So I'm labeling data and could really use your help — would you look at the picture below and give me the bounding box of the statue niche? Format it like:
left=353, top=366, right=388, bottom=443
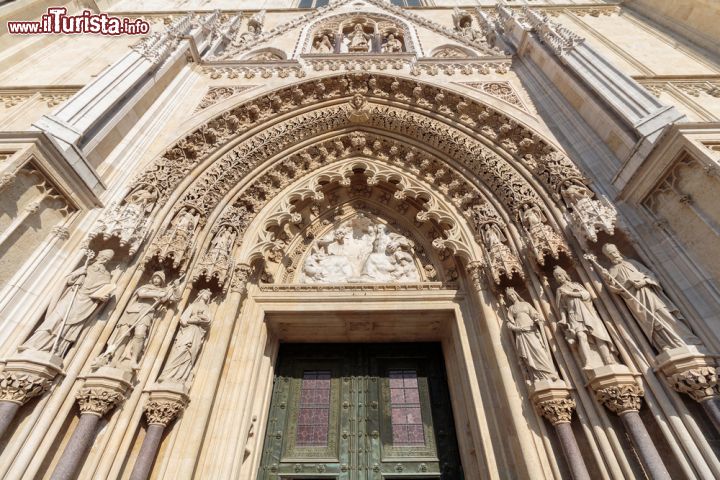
left=299, top=215, right=420, bottom=284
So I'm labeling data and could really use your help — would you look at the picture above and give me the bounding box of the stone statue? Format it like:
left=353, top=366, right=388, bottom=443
left=553, top=266, right=616, bottom=369
left=382, top=33, right=403, bottom=53
left=158, top=289, right=213, bottom=386
left=505, top=288, right=558, bottom=382
left=19, top=249, right=117, bottom=358
left=599, top=244, right=702, bottom=352
left=151, top=207, right=200, bottom=269
left=312, top=34, right=334, bottom=53
left=453, top=7, right=479, bottom=42
left=97, top=271, right=179, bottom=371
left=347, top=24, right=371, bottom=52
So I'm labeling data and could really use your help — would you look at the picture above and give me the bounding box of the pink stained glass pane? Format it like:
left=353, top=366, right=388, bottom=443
left=388, top=369, right=425, bottom=446
left=296, top=370, right=331, bottom=446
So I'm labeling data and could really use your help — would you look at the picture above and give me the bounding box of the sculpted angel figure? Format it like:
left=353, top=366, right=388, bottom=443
left=382, top=33, right=403, bottom=53
left=505, top=288, right=558, bottom=382
left=158, top=289, right=213, bottom=385
left=210, top=226, right=236, bottom=260
left=553, top=266, right=616, bottom=369
left=347, top=23, right=371, bottom=52
left=99, top=270, right=178, bottom=371
left=600, top=244, right=702, bottom=351
left=19, top=249, right=117, bottom=358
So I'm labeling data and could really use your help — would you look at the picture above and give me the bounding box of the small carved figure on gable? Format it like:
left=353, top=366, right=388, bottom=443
left=382, top=33, right=403, bottom=53
left=311, top=34, right=334, bottom=53
left=346, top=23, right=372, bottom=52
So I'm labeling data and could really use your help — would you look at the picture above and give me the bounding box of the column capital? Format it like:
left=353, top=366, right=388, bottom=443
left=76, top=387, right=125, bottom=417
left=656, top=347, right=720, bottom=403
left=143, top=384, right=190, bottom=427
left=530, top=381, right=575, bottom=425
left=0, top=351, right=63, bottom=405
left=586, top=364, right=644, bottom=414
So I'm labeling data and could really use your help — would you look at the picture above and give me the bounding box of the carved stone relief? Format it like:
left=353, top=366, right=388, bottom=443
left=194, top=86, right=257, bottom=112
left=299, top=216, right=420, bottom=284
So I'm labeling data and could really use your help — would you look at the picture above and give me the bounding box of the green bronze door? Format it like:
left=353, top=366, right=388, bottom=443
left=258, top=343, right=463, bottom=479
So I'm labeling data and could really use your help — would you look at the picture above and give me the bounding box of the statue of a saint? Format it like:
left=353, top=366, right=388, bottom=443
left=100, top=271, right=178, bottom=371
left=19, top=249, right=117, bottom=358
left=600, top=244, right=702, bottom=351
left=158, top=289, right=213, bottom=385
left=382, top=34, right=403, bottom=53
left=347, top=24, right=371, bottom=52
left=312, top=34, right=334, bottom=53
left=560, top=181, right=615, bottom=241
left=553, top=266, right=616, bottom=369
left=505, top=288, right=558, bottom=382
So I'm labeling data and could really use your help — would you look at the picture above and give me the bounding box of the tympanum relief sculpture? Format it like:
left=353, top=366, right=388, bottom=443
left=505, top=288, right=559, bottom=383
left=591, top=244, right=702, bottom=352
left=300, top=215, right=420, bottom=284
left=553, top=266, right=617, bottom=370
left=19, top=249, right=118, bottom=358
left=92, top=270, right=180, bottom=373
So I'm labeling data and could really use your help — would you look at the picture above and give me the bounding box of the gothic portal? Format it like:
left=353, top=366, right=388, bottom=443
left=0, top=1, right=720, bottom=479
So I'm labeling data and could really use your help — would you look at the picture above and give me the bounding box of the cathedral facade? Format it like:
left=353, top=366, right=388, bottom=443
left=0, top=0, right=719, bottom=478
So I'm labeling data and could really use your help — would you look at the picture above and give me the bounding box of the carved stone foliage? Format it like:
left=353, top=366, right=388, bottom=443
left=200, top=64, right=306, bottom=80
left=194, top=86, right=256, bottom=112
left=595, top=384, right=644, bottom=414
left=87, top=186, right=157, bottom=256
left=668, top=367, right=720, bottom=402
left=76, top=387, right=125, bottom=417
left=146, top=207, right=201, bottom=271
left=144, top=398, right=187, bottom=426
left=0, top=371, right=51, bottom=405
left=468, top=203, right=522, bottom=284
left=536, top=397, right=575, bottom=425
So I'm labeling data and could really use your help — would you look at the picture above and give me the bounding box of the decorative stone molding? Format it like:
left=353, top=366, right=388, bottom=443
left=523, top=8, right=585, bottom=56
left=306, top=57, right=410, bottom=72
left=76, top=387, right=125, bottom=417
left=199, top=64, right=306, bottom=80
left=257, top=282, right=449, bottom=292
left=460, top=81, right=525, bottom=109
left=194, top=86, right=257, bottom=111
left=410, top=61, right=510, bottom=76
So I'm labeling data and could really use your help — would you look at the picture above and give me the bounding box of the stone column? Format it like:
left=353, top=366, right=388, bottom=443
left=50, top=367, right=130, bottom=480
left=0, top=351, right=63, bottom=440
left=657, top=347, right=720, bottom=432
left=129, top=386, right=188, bottom=480
left=532, top=383, right=591, bottom=480
left=589, top=366, right=671, bottom=480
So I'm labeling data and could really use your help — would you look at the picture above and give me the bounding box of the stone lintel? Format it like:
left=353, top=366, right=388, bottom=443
left=656, top=346, right=720, bottom=403
left=586, top=364, right=644, bottom=415
left=143, top=382, right=190, bottom=427
left=0, top=350, right=64, bottom=405
left=76, top=366, right=132, bottom=417
left=529, top=380, right=575, bottom=425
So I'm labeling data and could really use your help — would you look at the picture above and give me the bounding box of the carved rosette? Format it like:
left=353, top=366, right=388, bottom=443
left=76, top=387, right=125, bottom=417
left=595, top=384, right=644, bottom=415
left=0, top=371, right=52, bottom=405
left=537, top=397, right=576, bottom=425
left=668, top=367, right=720, bottom=403
left=144, top=399, right=187, bottom=427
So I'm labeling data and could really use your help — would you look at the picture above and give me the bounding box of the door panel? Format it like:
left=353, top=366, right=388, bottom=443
left=258, top=343, right=462, bottom=480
